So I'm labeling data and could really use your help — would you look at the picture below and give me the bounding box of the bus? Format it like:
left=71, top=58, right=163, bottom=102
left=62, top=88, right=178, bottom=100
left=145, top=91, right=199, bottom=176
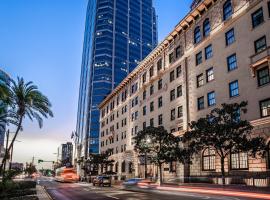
left=55, top=167, right=79, bottom=183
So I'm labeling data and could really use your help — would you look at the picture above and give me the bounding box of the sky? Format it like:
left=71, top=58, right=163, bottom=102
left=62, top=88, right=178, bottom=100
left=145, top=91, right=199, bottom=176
left=0, top=0, right=191, bottom=169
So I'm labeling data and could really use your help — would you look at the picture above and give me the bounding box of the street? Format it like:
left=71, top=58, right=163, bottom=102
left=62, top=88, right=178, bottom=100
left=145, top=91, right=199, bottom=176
left=37, top=176, right=257, bottom=200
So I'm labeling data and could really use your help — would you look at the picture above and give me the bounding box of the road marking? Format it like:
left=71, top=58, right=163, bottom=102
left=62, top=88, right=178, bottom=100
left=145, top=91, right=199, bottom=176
left=106, top=195, right=119, bottom=199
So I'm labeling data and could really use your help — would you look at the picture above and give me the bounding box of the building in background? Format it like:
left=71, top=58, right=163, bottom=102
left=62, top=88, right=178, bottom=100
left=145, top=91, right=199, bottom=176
left=75, top=0, right=157, bottom=174
left=0, top=69, right=10, bottom=163
left=99, top=0, right=270, bottom=185
left=10, top=162, right=24, bottom=171
left=57, top=142, right=73, bottom=167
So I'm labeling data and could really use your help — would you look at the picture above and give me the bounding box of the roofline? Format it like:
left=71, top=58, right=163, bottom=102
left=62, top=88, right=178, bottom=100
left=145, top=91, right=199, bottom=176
left=99, top=0, right=215, bottom=109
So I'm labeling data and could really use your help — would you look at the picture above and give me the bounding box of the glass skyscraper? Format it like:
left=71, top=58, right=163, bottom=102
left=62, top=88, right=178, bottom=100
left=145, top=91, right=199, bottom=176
left=76, top=0, right=157, bottom=157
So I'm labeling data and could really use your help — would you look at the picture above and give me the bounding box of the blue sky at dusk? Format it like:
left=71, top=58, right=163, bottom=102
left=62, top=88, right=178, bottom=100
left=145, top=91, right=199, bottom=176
left=0, top=0, right=191, bottom=168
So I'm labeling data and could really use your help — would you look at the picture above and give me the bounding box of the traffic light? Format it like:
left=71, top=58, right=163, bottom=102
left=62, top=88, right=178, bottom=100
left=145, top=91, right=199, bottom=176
left=38, top=159, right=44, bottom=163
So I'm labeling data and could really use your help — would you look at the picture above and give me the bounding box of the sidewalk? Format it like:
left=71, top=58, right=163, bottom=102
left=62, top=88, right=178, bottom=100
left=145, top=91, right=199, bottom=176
left=36, top=185, right=52, bottom=200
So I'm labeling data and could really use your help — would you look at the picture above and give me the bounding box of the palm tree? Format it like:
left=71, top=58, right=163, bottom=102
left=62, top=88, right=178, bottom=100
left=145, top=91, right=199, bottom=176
left=0, top=77, right=53, bottom=173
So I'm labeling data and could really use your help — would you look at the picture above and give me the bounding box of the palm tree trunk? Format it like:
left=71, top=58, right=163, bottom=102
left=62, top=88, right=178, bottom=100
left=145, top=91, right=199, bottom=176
left=0, top=116, right=23, bottom=173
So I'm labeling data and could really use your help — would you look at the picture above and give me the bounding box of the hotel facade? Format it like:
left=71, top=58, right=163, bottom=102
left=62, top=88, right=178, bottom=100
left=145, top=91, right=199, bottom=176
left=99, top=0, right=270, bottom=185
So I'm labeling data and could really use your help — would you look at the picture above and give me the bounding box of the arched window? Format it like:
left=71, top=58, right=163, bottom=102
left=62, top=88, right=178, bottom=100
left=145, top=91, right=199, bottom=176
left=203, top=18, right=211, bottom=37
left=231, top=151, right=248, bottom=170
left=194, top=26, right=201, bottom=44
left=115, top=162, right=118, bottom=173
left=121, top=161, right=126, bottom=173
left=202, top=148, right=215, bottom=171
left=223, top=0, right=232, bottom=21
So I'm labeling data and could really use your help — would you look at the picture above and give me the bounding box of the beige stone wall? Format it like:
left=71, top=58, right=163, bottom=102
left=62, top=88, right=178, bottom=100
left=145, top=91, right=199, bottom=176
left=99, top=0, right=270, bottom=181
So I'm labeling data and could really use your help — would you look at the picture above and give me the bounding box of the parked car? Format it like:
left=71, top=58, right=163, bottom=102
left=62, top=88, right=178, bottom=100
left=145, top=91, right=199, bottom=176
left=93, top=176, right=111, bottom=187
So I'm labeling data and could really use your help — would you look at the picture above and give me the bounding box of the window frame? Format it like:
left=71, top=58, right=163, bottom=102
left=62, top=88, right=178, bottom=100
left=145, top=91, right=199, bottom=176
left=177, top=106, right=183, bottom=118
left=230, top=151, right=249, bottom=170
left=223, top=0, right=233, bottom=21
left=171, top=108, right=176, bottom=121
left=196, top=51, right=203, bottom=66
left=197, top=73, right=204, bottom=87
left=207, top=91, right=216, bottom=107
left=206, top=67, right=214, bottom=82
left=205, top=44, right=213, bottom=60
left=170, top=89, right=176, bottom=101
left=227, top=53, right=237, bottom=71
left=251, top=7, right=264, bottom=28
left=158, top=96, right=163, bottom=108
left=170, top=70, right=175, bottom=82
left=197, top=96, right=205, bottom=110
left=202, top=148, right=216, bottom=171
left=254, top=35, right=267, bottom=54
left=260, top=98, right=270, bottom=118
left=194, top=26, right=201, bottom=44
left=229, top=80, right=239, bottom=97
left=177, top=85, right=182, bottom=97
left=203, top=18, right=211, bottom=37
left=257, top=66, right=270, bottom=87
left=158, top=79, right=163, bottom=90
left=158, top=114, right=163, bottom=125
left=225, top=28, right=235, bottom=46
left=176, top=66, right=182, bottom=78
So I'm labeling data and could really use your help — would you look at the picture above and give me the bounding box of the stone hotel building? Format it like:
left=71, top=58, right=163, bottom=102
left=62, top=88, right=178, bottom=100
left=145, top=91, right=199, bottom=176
left=98, top=0, right=270, bottom=185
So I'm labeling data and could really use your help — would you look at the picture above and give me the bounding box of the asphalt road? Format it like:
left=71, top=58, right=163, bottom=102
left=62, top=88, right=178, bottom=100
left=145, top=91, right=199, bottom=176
left=37, top=176, right=257, bottom=200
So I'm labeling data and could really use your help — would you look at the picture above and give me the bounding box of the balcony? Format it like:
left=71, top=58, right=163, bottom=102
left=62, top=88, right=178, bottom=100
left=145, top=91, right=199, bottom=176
left=250, top=46, right=270, bottom=76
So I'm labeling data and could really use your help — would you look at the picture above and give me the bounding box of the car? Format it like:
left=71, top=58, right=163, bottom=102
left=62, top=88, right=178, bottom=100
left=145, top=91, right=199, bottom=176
left=93, top=176, right=111, bottom=187
left=122, top=178, right=144, bottom=189
left=55, top=167, right=79, bottom=183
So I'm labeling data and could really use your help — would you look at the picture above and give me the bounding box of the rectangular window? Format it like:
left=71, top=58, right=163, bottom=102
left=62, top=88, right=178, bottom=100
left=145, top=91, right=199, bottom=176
left=169, top=52, right=174, bottom=63
left=157, top=58, right=162, bottom=71
left=170, top=70, right=175, bottom=82
left=150, top=85, right=154, bottom=95
left=143, top=106, right=146, bottom=116
left=227, top=53, right=237, bottom=71
left=229, top=80, right=239, bottom=97
left=206, top=67, right=214, bottom=82
left=150, top=101, right=154, bottom=112
left=176, top=66, right=181, bottom=78
left=254, top=36, right=267, bottom=53
left=158, top=114, right=163, bottom=125
left=196, top=51, right=203, bottom=65
left=149, top=66, right=154, bottom=78
left=170, top=89, right=175, bottom=101
left=177, top=106, right=183, bottom=118
left=231, top=152, right=248, bottom=170
left=143, top=122, right=146, bottom=129
left=225, top=28, right=235, bottom=46
left=158, top=79, right=163, bottom=90
left=207, top=91, right=216, bottom=106
left=143, top=90, right=146, bottom=100
left=260, top=98, right=270, bottom=117
left=205, top=44, right=213, bottom=60
left=171, top=109, right=176, bottom=121
left=197, top=73, right=204, bottom=87
left=257, top=67, right=270, bottom=86
left=158, top=96, right=163, bottom=108
left=150, top=118, right=154, bottom=127
left=142, top=72, right=147, bottom=83
left=198, top=96, right=204, bottom=110
left=177, top=85, right=182, bottom=97
left=175, top=46, right=181, bottom=59
left=252, top=7, right=264, bottom=28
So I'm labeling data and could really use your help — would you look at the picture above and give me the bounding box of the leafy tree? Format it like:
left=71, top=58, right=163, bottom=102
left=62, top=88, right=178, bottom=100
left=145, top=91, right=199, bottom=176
left=134, top=126, right=178, bottom=184
left=183, top=102, right=266, bottom=185
left=25, top=164, right=37, bottom=177
left=0, top=77, right=54, bottom=173
left=87, top=150, right=114, bottom=175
